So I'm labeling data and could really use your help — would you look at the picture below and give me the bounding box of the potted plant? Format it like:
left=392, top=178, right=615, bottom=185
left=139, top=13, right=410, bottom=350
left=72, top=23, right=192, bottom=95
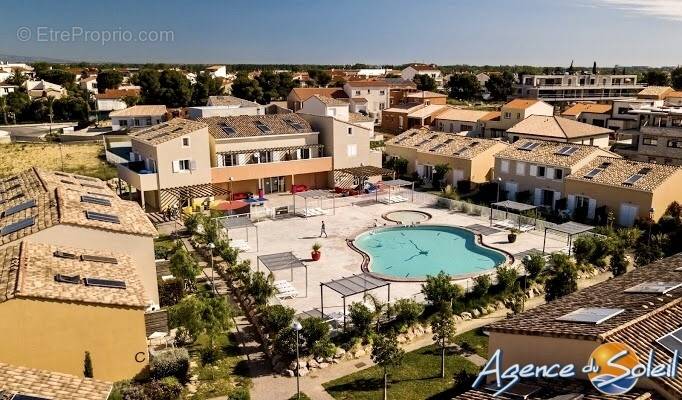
left=508, top=228, right=519, bottom=243
left=311, top=242, right=322, bottom=261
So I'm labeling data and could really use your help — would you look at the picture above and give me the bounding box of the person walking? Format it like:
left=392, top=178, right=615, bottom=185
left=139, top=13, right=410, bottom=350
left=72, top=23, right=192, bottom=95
left=320, top=220, right=328, bottom=238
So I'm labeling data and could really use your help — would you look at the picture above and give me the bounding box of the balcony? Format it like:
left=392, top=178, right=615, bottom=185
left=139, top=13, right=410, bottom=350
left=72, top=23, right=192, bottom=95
left=116, top=161, right=159, bottom=190
left=211, top=157, right=333, bottom=183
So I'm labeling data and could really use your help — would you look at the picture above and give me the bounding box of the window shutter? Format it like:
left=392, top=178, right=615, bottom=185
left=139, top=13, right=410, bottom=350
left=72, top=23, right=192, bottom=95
left=516, top=162, right=525, bottom=176
left=529, top=165, right=537, bottom=176
left=587, top=199, right=597, bottom=220
left=546, top=167, right=554, bottom=179
left=533, top=188, right=542, bottom=206
left=190, top=160, right=197, bottom=171
left=553, top=191, right=561, bottom=208
left=567, top=195, right=576, bottom=212
left=500, top=160, right=509, bottom=173
left=416, top=164, right=425, bottom=177
left=172, top=160, right=179, bottom=173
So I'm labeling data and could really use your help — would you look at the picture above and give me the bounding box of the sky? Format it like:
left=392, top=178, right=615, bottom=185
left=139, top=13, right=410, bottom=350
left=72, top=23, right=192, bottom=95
left=1, top=0, right=681, bottom=66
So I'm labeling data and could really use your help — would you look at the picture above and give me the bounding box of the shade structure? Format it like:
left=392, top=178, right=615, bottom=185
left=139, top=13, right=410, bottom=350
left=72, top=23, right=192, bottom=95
left=542, top=221, right=595, bottom=256
left=218, top=215, right=259, bottom=251
left=376, top=178, right=415, bottom=203
left=320, top=273, right=390, bottom=330
left=212, top=200, right=248, bottom=211
left=489, top=200, right=538, bottom=229
left=159, top=183, right=230, bottom=210
left=333, top=166, right=396, bottom=192
left=293, top=189, right=337, bottom=217
left=257, top=251, right=308, bottom=297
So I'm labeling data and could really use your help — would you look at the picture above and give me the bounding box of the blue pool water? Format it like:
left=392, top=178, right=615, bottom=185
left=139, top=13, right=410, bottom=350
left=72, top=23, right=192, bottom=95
left=354, top=225, right=506, bottom=279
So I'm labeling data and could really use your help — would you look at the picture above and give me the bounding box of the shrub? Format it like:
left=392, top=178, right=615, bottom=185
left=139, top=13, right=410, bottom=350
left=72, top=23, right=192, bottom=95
left=421, top=271, right=463, bottom=307
left=544, top=253, right=578, bottom=301
left=609, top=249, right=628, bottom=277
left=391, top=298, right=424, bottom=329
left=83, top=351, right=93, bottom=378
left=522, top=252, right=545, bottom=280
left=217, top=240, right=239, bottom=266
left=572, top=236, right=595, bottom=266
left=495, top=265, right=518, bottom=293
left=159, top=278, right=184, bottom=307
left=274, top=327, right=298, bottom=358
left=228, top=388, right=251, bottom=400
left=150, top=348, right=190, bottom=382
left=311, top=336, right=336, bottom=358
left=200, top=346, right=222, bottom=365
left=262, top=305, right=295, bottom=334
left=301, top=317, right=330, bottom=348
left=348, top=302, right=374, bottom=338
left=471, top=275, right=491, bottom=297
left=246, top=271, right=275, bottom=307
left=143, top=378, right=182, bottom=400
left=119, top=383, right=147, bottom=400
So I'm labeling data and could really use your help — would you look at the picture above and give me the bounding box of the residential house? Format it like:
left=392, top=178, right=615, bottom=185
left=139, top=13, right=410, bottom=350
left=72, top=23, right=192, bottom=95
left=404, top=90, right=447, bottom=105
left=79, top=75, right=98, bottom=93
left=0, top=62, right=34, bottom=82
left=433, top=108, right=492, bottom=134
left=385, top=129, right=508, bottom=187
left=0, top=84, right=17, bottom=97
left=477, top=99, right=554, bottom=139
left=0, top=168, right=159, bottom=305
left=0, top=241, right=149, bottom=381
left=476, top=72, right=491, bottom=99
left=614, top=104, right=682, bottom=165
left=514, top=73, right=643, bottom=102
left=381, top=91, right=449, bottom=134
left=400, top=64, right=444, bottom=89
left=23, top=80, right=67, bottom=99
left=110, top=105, right=167, bottom=131
left=481, top=254, right=682, bottom=400
left=287, top=87, right=348, bottom=112
left=95, top=88, right=141, bottom=113
left=565, top=156, right=682, bottom=226
left=205, top=65, right=227, bottom=79
left=343, top=78, right=417, bottom=122
left=189, top=95, right=263, bottom=118
left=506, top=115, right=613, bottom=148
left=560, top=103, right=612, bottom=127
left=665, top=91, right=682, bottom=106
left=636, top=85, right=674, bottom=100
left=0, top=362, right=113, bottom=400
left=494, top=139, right=616, bottom=209
left=356, top=68, right=392, bottom=79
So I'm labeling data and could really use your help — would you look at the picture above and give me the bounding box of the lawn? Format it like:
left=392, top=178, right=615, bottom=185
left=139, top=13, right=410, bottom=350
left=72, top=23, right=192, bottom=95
left=0, top=142, right=117, bottom=180
left=324, top=329, right=488, bottom=400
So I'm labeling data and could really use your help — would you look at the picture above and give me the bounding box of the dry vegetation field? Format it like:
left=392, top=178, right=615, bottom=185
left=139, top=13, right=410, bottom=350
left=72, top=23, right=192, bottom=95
left=0, top=142, right=117, bottom=180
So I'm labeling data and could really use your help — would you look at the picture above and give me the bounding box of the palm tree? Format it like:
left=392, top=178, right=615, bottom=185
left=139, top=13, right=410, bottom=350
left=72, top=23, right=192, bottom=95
left=362, top=292, right=387, bottom=331
left=0, top=97, right=7, bottom=125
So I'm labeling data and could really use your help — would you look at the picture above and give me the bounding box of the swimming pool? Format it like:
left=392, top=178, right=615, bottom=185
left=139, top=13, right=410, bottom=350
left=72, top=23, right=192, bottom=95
left=354, top=225, right=507, bottom=280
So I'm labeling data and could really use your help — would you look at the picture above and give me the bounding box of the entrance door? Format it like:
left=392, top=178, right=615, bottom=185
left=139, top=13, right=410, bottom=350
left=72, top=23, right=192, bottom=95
left=422, top=165, right=434, bottom=182
left=264, top=176, right=286, bottom=194
left=619, top=203, right=638, bottom=227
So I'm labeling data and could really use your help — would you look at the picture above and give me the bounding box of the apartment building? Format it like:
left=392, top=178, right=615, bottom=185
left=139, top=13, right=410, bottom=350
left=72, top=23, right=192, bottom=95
left=514, top=73, right=643, bottom=102
left=343, top=78, right=417, bottom=122
left=506, top=115, right=613, bottom=148
left=380, top=91, right=448, bottom=134
left=0, top=362, right=113, bottom=400
left=189, top=95, right=263, bottom=118
left=494, top=139, right=616, bottom=209
left=476, top=99, right=554, bottom=139
left=565, top=156, right=682, bottom=226
left=0, top=168, right=159, bottom=305
left=614, top=104, right=682, bottom=165
left=433, top=108, right=491, bottom=134
left=0, top=241, right=149, bottom=381
left=287, top=87, right=348, bottom=111
left=478, top=254, right=682, bottom=400
left=385, top=129, right=508, bottom=187
left=400, top=64, right=444, bottom=89
left=561, top=103, right=612, bottom=126
left=110, top=105, right=167, bottom=131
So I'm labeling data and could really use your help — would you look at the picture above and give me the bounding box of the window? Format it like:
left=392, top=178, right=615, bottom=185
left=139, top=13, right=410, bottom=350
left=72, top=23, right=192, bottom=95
left=355, top=90, right=361, bottom=96
left=379, top=103, right=385, bottom=110
left=347, top=127, right=352, bottom=135
left=503, top=112, right=511, bottom=119
left=537, top=166, right=546, bottom=177
left=220, top=154, right=237, bottom=166
left=379, top=90, right=385, bottom=95
left=300, top=148, right=311, bottom=159
left=178, top=160, right=191, bottom=171
left=643, top=137, right=658, bottom=146
left=133, top=119, right=141, bottom=127
left=347, top=144, right=358, bottom=157
left=516, top=113, right=521, bottom=119
left=367, top=89, right=371, bottom=94
left=145, top=117, right=152, bottom=125
left=182, top=137, right=190, bottom=147
left=668, top=140, right=682, bottom=148
left=119, top=120, right=128, bottom=127
left=576, top=196, right=590, bottom=209
left=554, top=169, right=564, bottom=180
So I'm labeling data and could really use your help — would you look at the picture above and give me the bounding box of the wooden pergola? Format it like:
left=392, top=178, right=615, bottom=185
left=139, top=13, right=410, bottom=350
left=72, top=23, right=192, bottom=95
left=159, top=183, right=230, bottom=211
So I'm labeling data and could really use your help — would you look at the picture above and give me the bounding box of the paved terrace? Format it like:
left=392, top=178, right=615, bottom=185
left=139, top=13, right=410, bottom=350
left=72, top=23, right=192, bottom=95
left=227, top=193, right=571, bottom=315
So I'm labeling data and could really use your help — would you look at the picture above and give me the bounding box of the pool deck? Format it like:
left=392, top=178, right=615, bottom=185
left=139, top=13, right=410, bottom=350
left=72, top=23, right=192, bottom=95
left=232, top=197, right=571, bottom=315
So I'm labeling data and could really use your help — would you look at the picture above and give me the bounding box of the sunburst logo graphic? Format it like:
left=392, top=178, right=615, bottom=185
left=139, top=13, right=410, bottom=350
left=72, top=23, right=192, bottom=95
left=587, top=342, right=640, bottom=395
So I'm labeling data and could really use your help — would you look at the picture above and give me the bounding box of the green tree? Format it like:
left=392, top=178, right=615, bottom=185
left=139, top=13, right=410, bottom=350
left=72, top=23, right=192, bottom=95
left=0, top=97, right=7, bottom=125
left=421, top=271, right=463, bottom=307
left=5, top=91, right=31, bottom=122
left=256, top=71, right=298, bottom=103
left=391, top=298, right=424, bottom=330
left=201, top=296, right=234, bottom=348
left=671, top=67, right=682, bottom=90
left=522, top=252, right=545, bottom=280
left=301, top=317, right=330, bottom=348
left=572, top=236, right=596, bottom=267
left=39, top=69, right=76, bottom=87
left=231, top=72, right=263, bottom=103
left=83, top=351, right=93, bottom=378
left=609, top=249, right=628, bottom=277
left=169, top=294, right=233, bottom=346
left=644, top=70, right=670, bottom=86
left=96, top=70, right=124, bottom=93
left=274, top=327, right=298, bottom=358
left=53, top=96, right=89, bottom=123
left=308, top=70, right=332, bottom=87
left=246, top=271, right=275, bottom=307
left=158, top=70, right=192, bottom=107
left=262, top=304, right=295, bottom=333
left=446, top=73, right=480, bottom=101
left=391, top=157, right=408, bottom=176
left=5, top=69, right=28, bottom=85
left=471, top=274, right=491, bottom=297
left=544, top=253, right=578, bottom=301
left=413, top=74, right=437, bottom=91
left=191, top=72, right=224, bottom=106
left=371, top=333, right=405, bottom=400
left=432, top=164, right=451, bottom=189
left=495, top=265, right=518, bottom=293
left=430, top=303, right=457, bottom=378
left=592, top=61, right=597, bottom=74
left=169, top=295, right=205, bottom=343
left=168, top=242, right=202, bottom=292
left=485, top=71, right=515, bottom=101
left=134, top=68, right=162, bottom=104
left=348, top=302, right=374, bottom=338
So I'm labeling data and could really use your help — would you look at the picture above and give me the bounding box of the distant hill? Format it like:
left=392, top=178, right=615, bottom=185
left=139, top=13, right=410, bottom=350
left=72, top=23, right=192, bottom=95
left=0, top=53, right=74, bottom=64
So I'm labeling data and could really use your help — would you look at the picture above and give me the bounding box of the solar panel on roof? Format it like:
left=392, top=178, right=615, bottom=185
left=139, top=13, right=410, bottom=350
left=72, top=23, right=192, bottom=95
left=484, top=382, right=541, bottom=399
left=53, top=172, right=70, bottom=177
left=0, top=192, right=25, bottom=204
left=80, top=183, right=105, bottom=190
left=60, top=179, right=76, bottom=185
left=1, top=199, right=36, bottom=218
left=624, top=282, right=682, bottom=294
left=53, top=250, right=78, bottom=259
left=84, top=277, right=126, bottom=289
left=255, top=121, right=272, bottom=133
left=0, top=217, right=35, bottom=236
left=81, top=195, right=111, bottom=206
left=555, top=307, right=625, bottom=324
left=284, top=119, right=305, bottom=131
left=55, top=274, right=81, bottom=284
left=657, top=327, right=682, bottom=359
left=519, top=142, right=541, bottom=151
left=11, top=394, right=53, bottom=400
left=81, top=254, right=118, bottom=264
left=556, top=146, right=579, bottom=156
left=88, top=191, right=113, bottom=198
left=622, top=174, right=643, bottom=185
left=584, top=168, right=603, bottom=179
left=75, top=175, right=98, bottom=182
left=85, top=211, right=120, bottom=224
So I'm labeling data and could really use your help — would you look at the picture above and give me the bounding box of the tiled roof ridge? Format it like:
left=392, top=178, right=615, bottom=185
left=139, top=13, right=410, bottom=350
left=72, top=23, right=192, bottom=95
left=599, top=296, right=682, bottom=341
left=14, top=241, right=27, bottom=299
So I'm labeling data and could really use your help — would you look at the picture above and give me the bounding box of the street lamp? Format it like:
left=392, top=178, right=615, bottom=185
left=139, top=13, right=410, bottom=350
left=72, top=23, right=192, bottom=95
left=648, top=207, right=655, bottom=245
left=292, top=320, right=303, bottom=400
left=207, top=242, right=216, bottom=294
left=496, top=177, right=502, bottom=203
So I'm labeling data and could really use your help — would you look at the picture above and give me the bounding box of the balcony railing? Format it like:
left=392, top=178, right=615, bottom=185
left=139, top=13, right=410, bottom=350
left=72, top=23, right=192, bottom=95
left=215, top=144, right=325, bottom=167
left=116, top=162, right=158, bottom=190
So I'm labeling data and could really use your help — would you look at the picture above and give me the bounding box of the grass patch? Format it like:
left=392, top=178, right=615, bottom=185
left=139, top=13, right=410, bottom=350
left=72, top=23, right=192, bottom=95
left=324, top=342, right=481, bottom=400
left=288, top=394, right=312, bottom=400
left=154, top=235, right=177, bottom=260
left=454, top=328, right=488, bottom=358
left=0, top=142, right=117, bottom=180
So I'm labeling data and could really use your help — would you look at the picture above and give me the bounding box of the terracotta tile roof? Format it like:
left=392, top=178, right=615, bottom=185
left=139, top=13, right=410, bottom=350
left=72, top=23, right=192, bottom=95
left=94, top=88, right=140, bottom=100
left=383, top=103, right=424, bottom=113
left=433, top=107, right=491, bottom=123
left=350, top=97, right=368, bottom=103
left=566, top=156, right=681, bottom=192
left=311, top=94, right=348, bottom=106
left=406, top=91, right=447, bottom=99
left=387, top=128, right=505, bottom=160
left=503, top=98, right=541, bottom=109
left=638, top=86, right=674, bottom=98
left=199, top=114, right=314, bottom=139
left=407, top=104, right=448, bottom=119
left=0, top=362, right=112, bottom=400
left=5, top=241, right=149, bottom=307
left=495, top=139, right=609, bottom=168
left=562, top=103, right=613, bottom=117
left=0, top=244, right=20, bottom=302
left=348, top=112, right=374, bottom=123
left=290, top=87, right=348, bottom=102
left=665, top=91, right=682, bottom=98
left=129, top=118, right=207, bottom=145
left=406, top=64, right=440, bottom=72
left=487, top=253, right=682, bottom=340
left=109, top=105, right=167, bottom=117
left=455, top=380, right=655, bottom=400
left=507, top=115, right=613, bottom=139
left=478, top=111, right=501, bottom=122
left=206, top=95, right=259, bottom=107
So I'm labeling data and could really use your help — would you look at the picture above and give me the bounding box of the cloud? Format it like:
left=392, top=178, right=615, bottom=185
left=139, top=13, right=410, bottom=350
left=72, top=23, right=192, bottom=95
left=593, top=0, right=682, bottom=21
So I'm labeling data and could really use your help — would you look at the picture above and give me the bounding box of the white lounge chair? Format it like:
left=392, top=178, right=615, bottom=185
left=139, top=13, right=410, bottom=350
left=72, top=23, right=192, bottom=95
left=494, top=219, right=515, bottom=229
left=230, top=239, right=251, bottom=252
left=519, top=224, right=535, bottom=232
left=276, top=288, right=298, bottom=299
